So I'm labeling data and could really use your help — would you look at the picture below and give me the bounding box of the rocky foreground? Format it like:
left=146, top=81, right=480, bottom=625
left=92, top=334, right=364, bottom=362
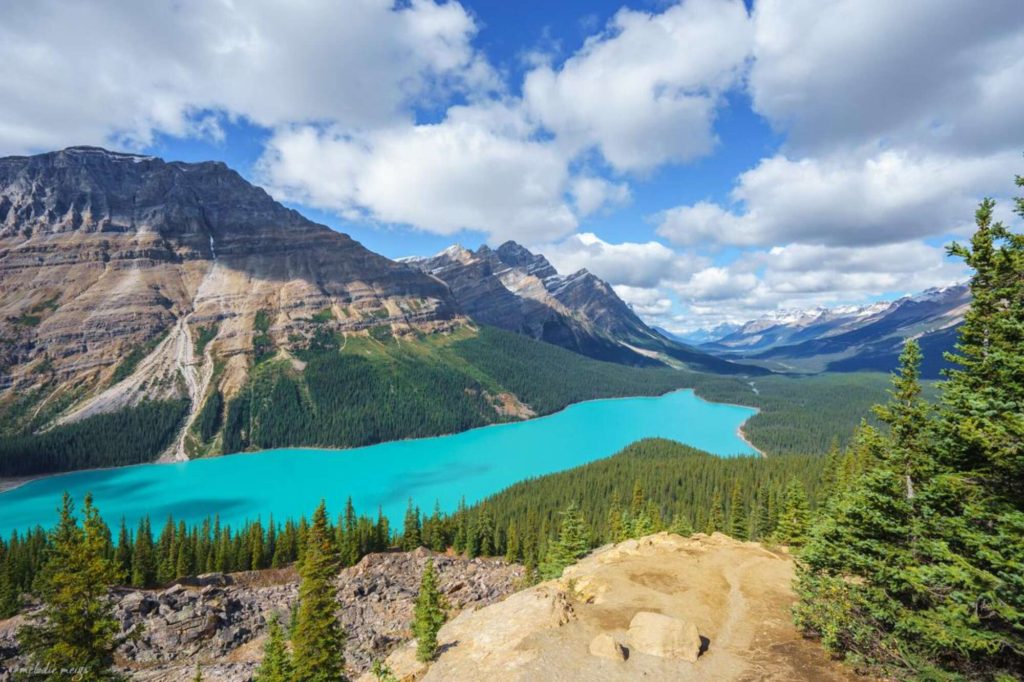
left=0, top=548, right=523, bottom=681
left=1, top=534, right=859, bottom=681
left=366, top=533, right=857, bottom=682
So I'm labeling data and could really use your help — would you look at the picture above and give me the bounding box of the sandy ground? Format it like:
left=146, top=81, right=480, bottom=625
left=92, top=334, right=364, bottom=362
left=370, top=532, right=857, bottom=682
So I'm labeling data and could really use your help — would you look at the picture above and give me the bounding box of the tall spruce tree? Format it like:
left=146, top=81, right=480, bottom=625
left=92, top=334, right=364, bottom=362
left=774, top=479, right=810, bottom=546
left=131, top=516, right=156, bottom=588
left=19, top=493, right=124, bottom=681
left=255, top=613, right=294, bottom=682
left=539, top=502, right=589, bottom=579
left=413, top=559, right=447, bottom=662
left=795, top=184, right=1024, bottom=678
left=292, top=501, right=345, bottom=682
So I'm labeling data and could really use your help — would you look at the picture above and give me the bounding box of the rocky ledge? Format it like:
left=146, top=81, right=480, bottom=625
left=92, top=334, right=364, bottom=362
left=366, top=533, right=857, bottom=682
left=0, top=548, right=523, bottom=681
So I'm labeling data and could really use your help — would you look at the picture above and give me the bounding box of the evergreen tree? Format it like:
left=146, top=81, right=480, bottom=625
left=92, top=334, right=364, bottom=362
left=669, top=511, right=693, bottom=537
left=774, top=479, right=810, bottom=546
left=413, top=559, right=447, bottom=662
left=795, top=184, right=1024, bottom=678
left=0, top=562, right=18, bottom=618
left=705, top=490, right=723, bottom=534
left=606, top=492, right=626, bottom=542
left=726, top=479, right=747, bottom=540
left=131, top=517, right=156, bottom=588
left=475, top=506, right=495, bottom=557
left=504, top=522, right=520, bottom=563
left=255, top=613, right=293, bottom=682
left=19, top=493, right=124, bottom=681
left=291, top=501, right=345, bottom=682
left=115, top=518, right=132, bottom=579
left=402, top=499, right=421, bottom=551
left=540, top=502, right=589, bottom=579
left=192, top=663, right=203, bottom=682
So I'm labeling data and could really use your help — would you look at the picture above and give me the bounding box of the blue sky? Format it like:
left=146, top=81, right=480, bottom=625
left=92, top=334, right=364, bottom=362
left=2, top=0, right=1021, bottom=330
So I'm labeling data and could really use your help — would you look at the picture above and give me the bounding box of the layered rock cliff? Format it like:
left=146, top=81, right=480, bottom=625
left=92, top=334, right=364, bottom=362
left=0, top=147, right=458, bottom=454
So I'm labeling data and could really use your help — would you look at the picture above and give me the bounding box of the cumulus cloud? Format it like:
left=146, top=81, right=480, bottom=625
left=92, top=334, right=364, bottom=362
left=539, top=233, right=704, bottom=288
left=670, top=241, right=967, bottom=326
left=259, top=106, right=578, bottom=243
left=613, top=285, right=674, bottom=317
left=657, top=149, right=1021, bottom=248
left=0, top=0, right=496, bottom=154
left=523, top=0, right=752, bottom=172
left=750, top=0, right=1024, bottom=155
left=570, top=177, right=631, bottom=217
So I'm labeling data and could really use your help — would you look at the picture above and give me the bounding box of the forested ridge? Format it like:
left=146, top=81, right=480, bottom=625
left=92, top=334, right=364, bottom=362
left=0, top=321, right=896, bottom=476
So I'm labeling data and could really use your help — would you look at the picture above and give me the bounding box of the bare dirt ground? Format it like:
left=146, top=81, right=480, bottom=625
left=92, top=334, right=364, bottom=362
left=369, top=532, right=858, bottom=682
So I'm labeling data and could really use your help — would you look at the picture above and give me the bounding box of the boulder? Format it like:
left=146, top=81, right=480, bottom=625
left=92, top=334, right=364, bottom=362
left=627, top=611, right=701, bottom=662
left=589, top=633, right=628, bottom=661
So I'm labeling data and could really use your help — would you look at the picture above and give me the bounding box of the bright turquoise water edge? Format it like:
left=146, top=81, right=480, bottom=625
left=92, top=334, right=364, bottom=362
left=0, top=390, right=756, bottom=536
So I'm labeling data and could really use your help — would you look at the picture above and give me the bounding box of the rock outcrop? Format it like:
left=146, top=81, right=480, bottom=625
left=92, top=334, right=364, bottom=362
left=0, top=548, right=523, bottom=681
left=369, top=533, right=858, bottom=681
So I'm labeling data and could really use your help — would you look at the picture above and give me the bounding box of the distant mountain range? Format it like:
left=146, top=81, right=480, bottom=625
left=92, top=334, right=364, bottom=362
left=404, top=243, right=758, bottom=374
left=686, top=285, right=969, bottom=378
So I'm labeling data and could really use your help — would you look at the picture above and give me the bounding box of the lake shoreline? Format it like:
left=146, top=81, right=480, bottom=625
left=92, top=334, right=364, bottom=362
left=0, top=387, right=762, bottom=497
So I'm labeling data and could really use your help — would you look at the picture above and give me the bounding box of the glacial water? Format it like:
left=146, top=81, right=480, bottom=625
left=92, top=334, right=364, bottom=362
left=0, top=390, right=757, bottom=536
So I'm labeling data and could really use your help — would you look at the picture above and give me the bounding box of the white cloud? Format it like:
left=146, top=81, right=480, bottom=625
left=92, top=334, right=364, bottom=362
left=539, top=232, right=704, bottom=288
left=657, top=149, right=1022, bottom=248
left=670, top=240, right=967, bottom=325
left=750, top=0, right=1024, bottom=155
left=258, top=107, right=578, bottom=243
left=570, top=177, right=631, bottom=217
left=523, top=0, right=751, bottom=172
left=0, top=0, right=495, bottom=154
left=613, top=285, right=674, bottom=317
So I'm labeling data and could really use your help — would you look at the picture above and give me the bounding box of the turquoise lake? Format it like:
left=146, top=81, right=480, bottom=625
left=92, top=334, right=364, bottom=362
left=0, top=390, right=757, bottom=536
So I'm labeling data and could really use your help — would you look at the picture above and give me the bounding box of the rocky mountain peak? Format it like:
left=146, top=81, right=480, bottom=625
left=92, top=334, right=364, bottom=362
left=0, top=147, right=458, bottom=441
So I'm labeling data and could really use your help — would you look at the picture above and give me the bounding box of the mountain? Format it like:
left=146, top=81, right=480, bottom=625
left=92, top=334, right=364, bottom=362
left=698, top=285, right=969, bottom=377
left=0, top=146, right=459, bottom=455
left=404, top=242, right=760, bottom=375
left=0, top=147, right=761, bottom=478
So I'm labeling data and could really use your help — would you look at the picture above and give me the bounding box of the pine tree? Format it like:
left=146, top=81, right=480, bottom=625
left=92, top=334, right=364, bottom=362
left=291, top=501, right=345, bottom=682
left=606, top=492, right=626, bottom=542
left=726, top=479, right=747, bottom=539
left=705, top=490, right=723, bottom=534
left=19, top=493, right=124, bottom=680
left=540, top=502, right=589, bottom=579
left=255, top=613, right=293, bottom=682
left=504, top=522, right=520, bottom=563
left=475, top=506, right=495, bottom=556
left=630, top=480, right=645, bottom=518
left=340, top=497, right=359, bottom=566
left=402, top=499, right=421, bottom=551
left=669, top=511, right=693, bottom=537
left=131, top=517, right=156, bottom=588
left=115, top=518, right=132, bottom=579
left=0, top=562, right=18, bottom=618
left=413, top=559, right=447, bottom=662
left=192, top=663, right=203, bottom=681
left=774, top=479, right=810, bottom=546
left=795, top=182, right=1024, bottom=677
